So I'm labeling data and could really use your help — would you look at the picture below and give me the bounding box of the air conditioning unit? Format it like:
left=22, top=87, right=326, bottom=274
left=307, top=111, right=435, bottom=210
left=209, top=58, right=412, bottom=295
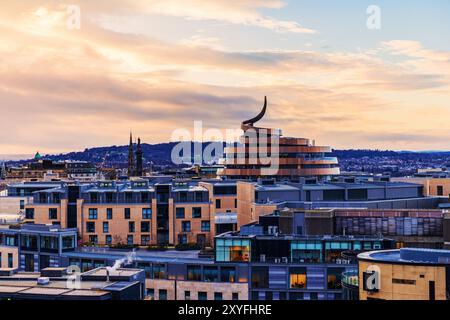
left=37, top=277, right=50, bottom=285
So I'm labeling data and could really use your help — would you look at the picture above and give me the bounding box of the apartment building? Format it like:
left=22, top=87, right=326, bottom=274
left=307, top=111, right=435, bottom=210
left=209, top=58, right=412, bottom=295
left=16, top=179, right=238, bottom=247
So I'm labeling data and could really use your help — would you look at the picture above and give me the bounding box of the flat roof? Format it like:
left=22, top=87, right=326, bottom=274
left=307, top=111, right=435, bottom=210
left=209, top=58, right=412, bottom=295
left=63, top=249, right=214, bottom=264
left=358, top=248, right=450, bottom=266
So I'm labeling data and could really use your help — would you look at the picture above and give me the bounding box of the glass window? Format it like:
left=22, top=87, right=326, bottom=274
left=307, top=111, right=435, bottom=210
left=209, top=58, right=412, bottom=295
left=215, top=199, right=221, bottom=209
left=129, top=221, right=135, bottom=233
left=184, top=291, right=191, bottom=300
left=204, top=267, right=219, bottom=282
left=142, top=208, right=152, bottom=219
left=89, top=235, right=98, bottom=244
left=25, top=208, right=34, bottom=219
left=214, top=292, right=223, bottom=300
left=327, top=268, right=345, bottom=290
left=187, top=266, right=202, bottom=281
left=220, top=267, right=236, bottom=283
left=48, top=208, right=58, bottom=220
left=251, top=266, right=269, bottom=288
left=105, top=235, right=112, bottom=245
left=124, top=208, right=131, bottom=219
left=103, top=222, right=109, bottom=233
left=290, top=267, right=307, bottom=289
left=159, top=289, right=167, bottom=300
left=141, top=221, right=150, bottom=233
left=192, top=207, right=202, bottom=218
left=106, top=208, right=113, bottom=220
left=40, top=236, right=59, bottom=252
left=176, top=207, right=185, bottom=219
left=86, top=222, right=95, bottom=233
left=201, top=221, right=210, bottom=232
left=232, top=292, right=239, bottom=300
left=182, top=221, right=191, bottom=232
left=127, top=235, right=133, bottom=245
left=198, top=292, right=207, bottom=300
left=141, top=235, right=150, bottom=246
left=152, top=264, right=166, bottom=279
left=62, top=236, right=75, bottom=250
left=88, top=208, right=98, bottom=220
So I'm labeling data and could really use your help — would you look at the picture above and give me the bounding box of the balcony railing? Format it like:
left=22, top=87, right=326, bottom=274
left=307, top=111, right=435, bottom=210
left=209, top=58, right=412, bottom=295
left=342, top=270, right=359, bottom=288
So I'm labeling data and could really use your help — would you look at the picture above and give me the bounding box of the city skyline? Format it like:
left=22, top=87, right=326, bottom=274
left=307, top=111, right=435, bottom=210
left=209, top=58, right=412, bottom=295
left=1, top=1, right=450, bottom=154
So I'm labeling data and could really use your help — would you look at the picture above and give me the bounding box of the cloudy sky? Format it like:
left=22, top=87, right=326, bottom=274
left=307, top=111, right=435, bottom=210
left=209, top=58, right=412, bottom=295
left=1, top=0, right=450, bottom=154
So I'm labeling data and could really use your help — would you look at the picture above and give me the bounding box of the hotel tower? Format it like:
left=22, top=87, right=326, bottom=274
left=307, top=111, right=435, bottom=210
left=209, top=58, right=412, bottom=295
left=218, top=97, right=340, bottom=180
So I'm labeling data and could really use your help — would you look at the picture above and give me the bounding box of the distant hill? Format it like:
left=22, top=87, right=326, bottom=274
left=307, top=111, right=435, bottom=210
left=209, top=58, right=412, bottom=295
left=5, top=144, right=450, bottom=167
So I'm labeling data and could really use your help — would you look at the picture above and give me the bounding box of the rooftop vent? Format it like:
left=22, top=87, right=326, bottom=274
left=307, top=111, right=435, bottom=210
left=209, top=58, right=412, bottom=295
left=37, top=277, right=50, bottom=285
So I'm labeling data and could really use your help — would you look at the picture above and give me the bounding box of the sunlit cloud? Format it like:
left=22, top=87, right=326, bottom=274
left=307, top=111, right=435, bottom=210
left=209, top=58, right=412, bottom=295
left=0, top=2, right=449, bottom=154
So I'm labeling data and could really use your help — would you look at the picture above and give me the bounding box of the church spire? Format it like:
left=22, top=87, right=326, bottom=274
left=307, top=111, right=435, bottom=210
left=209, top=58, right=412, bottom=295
left=128, top=132, right=135, bottom=177
left=136, top=137, right=143, bottom=177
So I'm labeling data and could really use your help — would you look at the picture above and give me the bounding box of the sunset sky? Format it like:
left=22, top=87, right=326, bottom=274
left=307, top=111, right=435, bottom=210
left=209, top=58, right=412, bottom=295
left=1, top=0, right=450, bottom=155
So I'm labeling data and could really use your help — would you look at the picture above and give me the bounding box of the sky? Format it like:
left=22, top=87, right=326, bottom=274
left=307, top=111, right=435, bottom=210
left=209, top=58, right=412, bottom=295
left=1, top=0, right=450, bottom=154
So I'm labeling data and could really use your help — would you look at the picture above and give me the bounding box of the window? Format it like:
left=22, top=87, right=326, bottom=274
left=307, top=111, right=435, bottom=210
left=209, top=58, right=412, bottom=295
left=106, top=208, right=113, bottom=220
left=192, top=207, right=202, bottom=218
left=201, top=221, right=210, bottom=232
left=184, top=291, right=191, bottom=300
left=437, top=186, right=444, bottom=196
left=178, top=234, right=187, bottom=244
left=86, top=222, right=95, bottom=233
left=220, top=267, right=236, bottom=283
left=291, top=241, right=322, bottom=263
left=187, top=266, right=202, bottom=281
left=20, top=200, right=25, bottom=210
left=147, top=289, right=155, bottom=300
left=204, top=267, right=219, bottom=282
left=215, top=238, right=251, bottom=262
left=5, top=235, right=17, bottom=246
left=176, top=207, right=185, bottom=219
left=142, top=208, right=152, bottom=219
left=88, top=208, right=98, bottom=220
left=392, top=278, right=416, bottom=285
left=129, top=221, right=135, bottom=233
left=141, top=235, right=150, bottom=246
left=127, top=235, right=134, bottom=245
left=232, top=293, right=239, bottom=300
left=105, top=235, right=112, bottom=245
left=182, top=221, right=191, bottom=232
left=327, top=268, right=344, bottom=289
left=290, top=267, right=307, bottom=289
left=252, top=267, right=269, bottom=288
left=198, top=292, right=207, bottom=300
left=48, top=208, right=57, bottom=220
left=214, top=292, right=223, bottom=300
left=89, top=235, right=98, bottom=244
left=195, top=192, right=203, bottom=202
left=234, top=199, right=237, bottom=208
left=25, top=208, right=34, bottom=219
left=8, top=253, right=13, bottom=268
left=141, top=221, right=150, bottom=233
left=152, top=264, right=166, bottom=279
left=124, top=208, right=131, bottom=219
left=103, top=222, right=109, bottom=233
left=215, top=199, right=221, bottom=209
left=159, top=289, right=168, bottom=300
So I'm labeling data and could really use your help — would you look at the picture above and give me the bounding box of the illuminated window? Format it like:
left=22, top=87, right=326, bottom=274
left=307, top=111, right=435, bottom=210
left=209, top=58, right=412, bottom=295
left=290, top=267, right=307, bottom=289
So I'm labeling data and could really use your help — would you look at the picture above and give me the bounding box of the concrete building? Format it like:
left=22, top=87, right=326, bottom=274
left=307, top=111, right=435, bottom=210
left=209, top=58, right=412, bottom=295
left=0, top=267, right=145, bottom=300
left=356, top=248, right=450, bottom=300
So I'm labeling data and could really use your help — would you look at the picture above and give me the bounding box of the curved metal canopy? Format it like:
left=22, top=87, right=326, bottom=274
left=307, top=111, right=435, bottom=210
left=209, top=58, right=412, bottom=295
left=242, top=96, right=267, bottom=128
